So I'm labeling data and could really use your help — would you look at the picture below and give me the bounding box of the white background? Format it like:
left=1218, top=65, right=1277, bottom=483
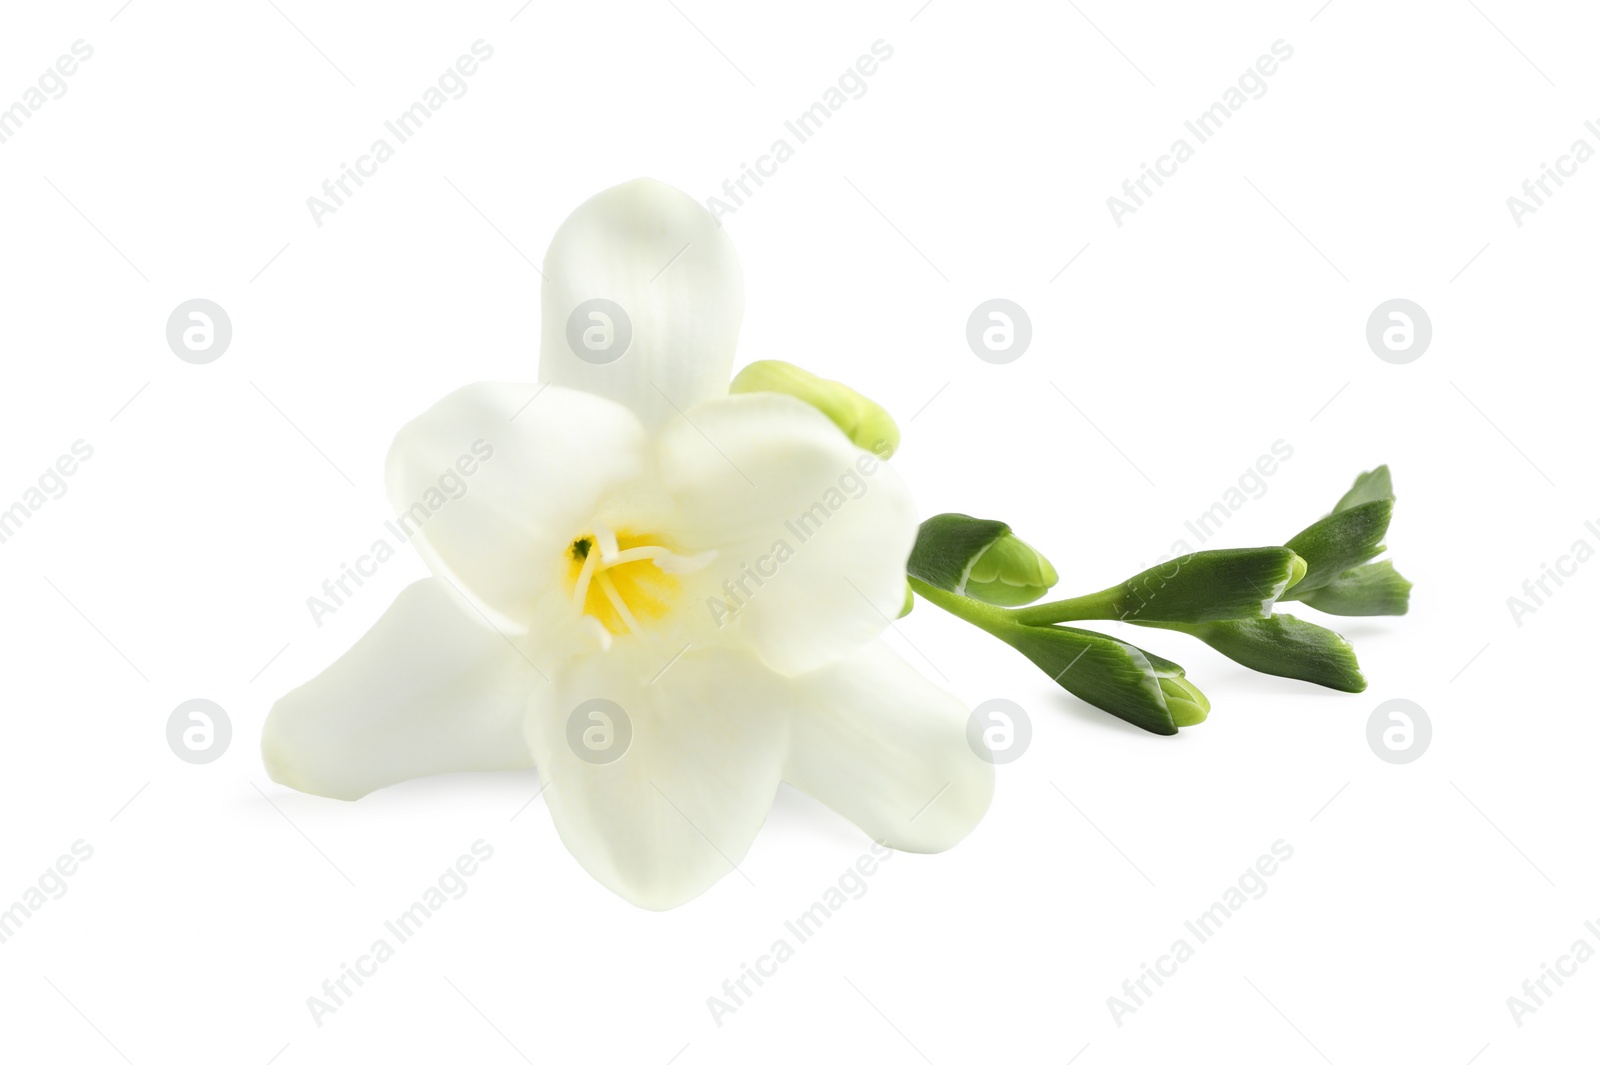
left=1, top=1, right=1595, bottom=1062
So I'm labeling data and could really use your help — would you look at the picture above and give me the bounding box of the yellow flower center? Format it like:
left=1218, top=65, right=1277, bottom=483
left=566, top=524, right=714, bottom=644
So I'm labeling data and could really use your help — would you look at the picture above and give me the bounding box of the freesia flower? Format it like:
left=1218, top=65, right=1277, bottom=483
left=263, top=178, right=993, bottom=909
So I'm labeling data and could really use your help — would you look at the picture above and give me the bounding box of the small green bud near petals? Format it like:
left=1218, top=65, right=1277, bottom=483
left=907, top=513, right=1059, bottom=606
left=963, top=531, right=1060, bottom=606
left=899, top=582, right=915, bottom=618
left=730, top=360, right=900, bottom=458
left=1160, top=675, right=1210, bottom=727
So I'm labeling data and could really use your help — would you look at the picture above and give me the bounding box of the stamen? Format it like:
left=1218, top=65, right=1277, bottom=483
left=592, top=522, right=621, bottom=564
left=608, top=546, right=674, bottom=566
left=654, top=549, right=718, bottom=574
left=595, top=570, right=643, bottom=636
left=571, top=544, right=600, bottom=610
left=569, top=527, right=698, bottom=640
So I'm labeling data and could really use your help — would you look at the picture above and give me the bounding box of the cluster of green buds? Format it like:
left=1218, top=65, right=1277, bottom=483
left=907, top=467, right=1411, bottom=734
left=731, top=359, right=1412, bottom=736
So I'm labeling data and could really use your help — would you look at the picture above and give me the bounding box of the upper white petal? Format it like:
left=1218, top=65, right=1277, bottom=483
left=523, top=642, right=788, bottom=910
left=784, top=641, right=993, bottom=852
left=539, top=178, right=743, bottom=431
left=384, top=382, right=649, bottom=633
left=656, top=392, right=919, bottom=675
left=263, top=578, right=541, bottom=801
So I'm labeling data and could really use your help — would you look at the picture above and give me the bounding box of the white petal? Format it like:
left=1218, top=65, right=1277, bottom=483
left=385, top=382, right=649, bottom=632
left=539, top=178, right=743, bottom=431
left=523, top=643, right=787, bottom=910
left=784, top=641, right=993, bottom=852
left=263, top=579, right=541, bottom=801
left=657, top=392, right=919, bottom=675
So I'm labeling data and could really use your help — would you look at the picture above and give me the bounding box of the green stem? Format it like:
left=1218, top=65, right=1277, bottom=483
left=1008, top=588, right=1122, bottom=626
left=911, top=575, right=1122, bottom=630
left=906, top=576, right=1017, bottom=636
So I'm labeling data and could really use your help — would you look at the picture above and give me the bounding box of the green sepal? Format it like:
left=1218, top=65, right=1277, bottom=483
left=1092, top=644, right=1206, bottom=726
left=962, top=530, right=1059, bottom=606
left=995, top=623, right=1204, bottom=735
left=907, top=513, right=1059, bottom=606
left=1144, top=614, right=1367, bottom=692
left=1332, top=465, right=1393, bottom=513
left=1280, top=499, right=1393, bottom=598
left=1293, top=560, right=1412, bottom=616
left=908, top=513, right=1011, bottom=592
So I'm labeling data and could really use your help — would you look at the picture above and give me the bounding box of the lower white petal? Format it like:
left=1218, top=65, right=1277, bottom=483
left=784, top=641, right=993, bottom=852
left=263, top=579, right=540, bottom=800
left=523, top=643, right=788, bottom=910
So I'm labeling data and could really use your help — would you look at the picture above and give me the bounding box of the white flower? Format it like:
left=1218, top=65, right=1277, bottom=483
left=262, top=178, right=993, bottom=909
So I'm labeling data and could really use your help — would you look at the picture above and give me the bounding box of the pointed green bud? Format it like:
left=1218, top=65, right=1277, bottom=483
left=963, top=531, right=1060, bottom=606
left=1293, top=559, right=1412, bottom=616
left=1159, top=675, right=1210, bottom=727
left=994, top=623, right=1177, bottom=735
left=1012, top=546, right=1300, bottom=626
left=730, top=360, right=900, bottom=458
left=1140, top=647, right=1208, bottom=727
left=1140, top=614, right=1367, bottom=692
left=907, top=576, right=1209, bottom=737
left=1332, top=465, right=1394, bottom=513
left=1279, top=499, right=1393, bottom=599
left=907, top=513, right=1059, bottom=606
left=898, top=582, right=915, bottom=618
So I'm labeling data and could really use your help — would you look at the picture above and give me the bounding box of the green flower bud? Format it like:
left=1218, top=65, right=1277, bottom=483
left=1154, top=614, right=1367, bottom=693
left=963, top=531, right=1060, bottom=607
left=898, top=582, right=915, bottom=618
left=1294, top=559, right=1411, bottom=616
left=908, top=513, right=1060, bottom=607
left=1159, top=674, right=1210, bottom=727
left=730, top=360, right=900, bottom=458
